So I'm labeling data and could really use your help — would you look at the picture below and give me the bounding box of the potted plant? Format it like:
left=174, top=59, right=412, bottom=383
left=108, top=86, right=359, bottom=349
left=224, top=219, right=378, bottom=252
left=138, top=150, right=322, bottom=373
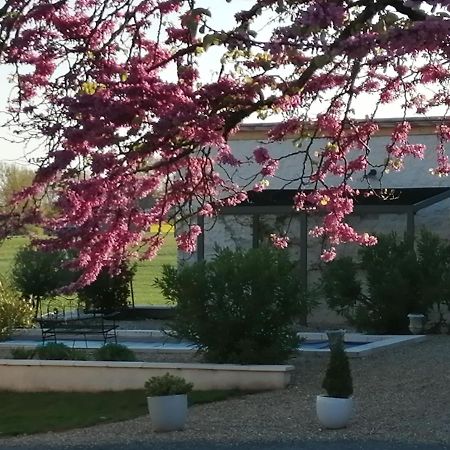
left=316, top=341, right=353, bottom=429
left=145, top=372, right=193, bottom=432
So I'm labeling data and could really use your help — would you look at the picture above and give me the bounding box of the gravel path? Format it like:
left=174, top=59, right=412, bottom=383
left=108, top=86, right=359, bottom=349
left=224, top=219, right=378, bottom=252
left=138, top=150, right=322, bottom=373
left=1, top=440, right=448, bottom=450
left=1, top=336, right=449, bottom=449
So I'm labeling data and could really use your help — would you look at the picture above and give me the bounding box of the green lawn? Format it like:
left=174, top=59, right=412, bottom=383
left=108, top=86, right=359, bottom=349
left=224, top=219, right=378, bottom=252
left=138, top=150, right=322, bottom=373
left=0, top=236, right=29, bottom=278
left=0, top=235, right=177, bottom=306
left=131, top=234, right=177, bottom=305
left=0, top=389, right=248, bottom=436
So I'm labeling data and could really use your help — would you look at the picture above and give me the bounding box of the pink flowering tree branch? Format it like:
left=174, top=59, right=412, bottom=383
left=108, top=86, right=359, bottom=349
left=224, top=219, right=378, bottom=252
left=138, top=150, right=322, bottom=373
left=1, top=0, right=450, bottom=286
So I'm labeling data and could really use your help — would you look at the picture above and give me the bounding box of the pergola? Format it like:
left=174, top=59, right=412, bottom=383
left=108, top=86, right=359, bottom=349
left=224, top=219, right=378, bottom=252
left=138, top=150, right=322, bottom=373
left=196, top=187, right=450, bottom=288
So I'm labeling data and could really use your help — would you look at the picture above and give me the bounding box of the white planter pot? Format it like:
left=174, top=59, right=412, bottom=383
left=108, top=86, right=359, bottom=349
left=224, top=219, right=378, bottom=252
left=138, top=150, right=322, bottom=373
left=407, top=314, right=425, bottom=334
left=147, top=394, right=188, bottom=432
left=316, top=395, right=353, bottom=429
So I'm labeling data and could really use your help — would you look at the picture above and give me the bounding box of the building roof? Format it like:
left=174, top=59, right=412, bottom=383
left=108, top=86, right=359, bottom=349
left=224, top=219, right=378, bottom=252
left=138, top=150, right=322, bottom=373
left=231, top=117, right=446, bottom=140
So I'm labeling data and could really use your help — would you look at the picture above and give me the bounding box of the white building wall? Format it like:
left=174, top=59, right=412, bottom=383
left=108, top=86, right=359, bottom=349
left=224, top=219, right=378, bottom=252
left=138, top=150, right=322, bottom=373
left=179, top=125, right=450, bottom=328
left=203, top=215, right=253, bottom=259
left=228, top=134, right=450, bottom=190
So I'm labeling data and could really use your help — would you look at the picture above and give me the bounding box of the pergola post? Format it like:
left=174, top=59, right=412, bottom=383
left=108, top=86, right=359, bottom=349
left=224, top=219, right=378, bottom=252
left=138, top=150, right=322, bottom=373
left=196, top=215, right=205, bottom=262
left=406, top=208, right=415, bottom=248
left=300, top=213, right=308, bottom=291
left=252, top=214, right=260, bottom=249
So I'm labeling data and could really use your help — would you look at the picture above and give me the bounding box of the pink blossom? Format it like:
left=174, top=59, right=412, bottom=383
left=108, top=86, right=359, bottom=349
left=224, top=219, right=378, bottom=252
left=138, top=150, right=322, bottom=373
left=198, top=203, right=215, bottom=217
left=270, top=234, right=289, bottom=249
left=176, top=225, right=202, bottom=253
left=321, top=247, right=337, bottom=263
left=4, top=0, right=450, bottom=288
left=253, top=147, right=270, bottom=164
left=253, top=180, right=269, bottom=192
left=261, top=159, right=279, bottom=177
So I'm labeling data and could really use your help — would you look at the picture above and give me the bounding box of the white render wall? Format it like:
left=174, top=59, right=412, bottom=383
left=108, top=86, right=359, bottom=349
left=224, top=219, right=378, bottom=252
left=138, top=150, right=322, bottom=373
left=191, top=128, right=450, bottom=327
left=204, top=215, right=253, bottom=260
left=175, top=125, right=450, bottom=327
left=228, top=133, right=450, bottom=190
left=0, top=360, right=294, bottom=392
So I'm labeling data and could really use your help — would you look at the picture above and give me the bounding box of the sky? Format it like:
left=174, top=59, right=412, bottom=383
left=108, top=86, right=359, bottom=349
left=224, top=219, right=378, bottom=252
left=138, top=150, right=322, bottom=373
left=0, top=0, right=428, bottom=165
left=0, top=1, right=260, bottom=164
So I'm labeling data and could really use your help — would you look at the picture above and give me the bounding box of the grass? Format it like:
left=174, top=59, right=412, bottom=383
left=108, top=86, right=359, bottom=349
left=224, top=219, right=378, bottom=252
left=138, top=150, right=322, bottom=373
left=0, top=236, right=28, bottom=278
left=0, top=233, right=177, bottom=307
left=132, top=233, right=177, bottom=306
left=0, top=389, right=249, bottom=436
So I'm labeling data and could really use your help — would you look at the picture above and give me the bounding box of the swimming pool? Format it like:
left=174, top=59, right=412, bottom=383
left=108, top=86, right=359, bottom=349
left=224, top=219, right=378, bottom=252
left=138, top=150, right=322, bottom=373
left=1, top=330, right=426, bottom=357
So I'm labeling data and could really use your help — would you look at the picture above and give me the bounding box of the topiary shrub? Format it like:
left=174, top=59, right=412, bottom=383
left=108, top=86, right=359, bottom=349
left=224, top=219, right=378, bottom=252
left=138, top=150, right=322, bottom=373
left=35, top=343, right=90, bottom=360
left=145, top=373, right=193, bottom=397
left=321, top=230, right=450, bottom=334
left=322, top=341, right=353, bottom=398
left=0, top=276, right=33, bottom=340
left=35, top=343, right=74, bottom=360
left=93, top=343, right=136, bottom=361
left=155, top=246, right=314, bottom=364
left=11, top=245, right=75, bottom=315
left=10, top=347, right=36, bottom=359
left=78, top=261, right=136, bottom=313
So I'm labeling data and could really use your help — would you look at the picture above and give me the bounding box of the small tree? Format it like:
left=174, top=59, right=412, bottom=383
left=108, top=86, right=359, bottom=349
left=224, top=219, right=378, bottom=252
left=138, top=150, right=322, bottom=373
left=11, top=245, right=75, bottom=315
left=77, top=261, right=136, bottom=313
left=322, top=341, right=353, bottom=399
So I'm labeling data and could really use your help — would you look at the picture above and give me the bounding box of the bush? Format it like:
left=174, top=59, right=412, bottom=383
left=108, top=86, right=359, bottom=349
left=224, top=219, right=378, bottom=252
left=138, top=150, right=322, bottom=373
left=35, top=343, right=74, bottom=360
left=11, top=347, right=35, bottom=359
left=0, top=276, right=33, bottom=340
left=11, top=245, right=75, bottom=314
left=93, top=343, right=136, bottom=361
left=155, top=246, right=313, bottom=364
left=145, top=373, right=193, bottom=397
left=78, top=261, right=136, bottom=313
left=35, top=343, right=90, bottom=360
left=321, top=231, right=450, bottom=334
left=322, top=341, right=353, bottom=398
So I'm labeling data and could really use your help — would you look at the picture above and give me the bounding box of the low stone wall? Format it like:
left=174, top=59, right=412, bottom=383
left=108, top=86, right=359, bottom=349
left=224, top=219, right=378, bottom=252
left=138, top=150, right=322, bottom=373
left=0, top=360, right=294, bottom=392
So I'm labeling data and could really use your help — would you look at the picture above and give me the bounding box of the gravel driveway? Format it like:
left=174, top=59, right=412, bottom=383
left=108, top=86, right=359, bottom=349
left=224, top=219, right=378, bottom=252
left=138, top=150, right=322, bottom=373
left=1, top=336, right=449, bottom=449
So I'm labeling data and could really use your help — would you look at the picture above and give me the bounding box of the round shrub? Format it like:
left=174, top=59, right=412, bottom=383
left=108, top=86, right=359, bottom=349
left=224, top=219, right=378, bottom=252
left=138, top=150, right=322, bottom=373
left=145, top=373, right=193, bottom=397
left=0, top=276, right=33, bottom=340
left=10, top=347, right=36, bottom=359
left=78, top=261, right=136, bottom=313
left=35, top=343, right=90, bottom=360
left=93, top=343, right=136, bottom=361
left=36, top=343, right=73, bottom=360
left=155, top=246, right=313, bottom=364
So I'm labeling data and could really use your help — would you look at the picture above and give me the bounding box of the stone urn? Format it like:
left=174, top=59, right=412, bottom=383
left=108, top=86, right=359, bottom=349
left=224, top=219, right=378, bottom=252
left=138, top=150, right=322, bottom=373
left=326, top=329, right=345, bottom=350
left=407, top=313, right=425, bottom=334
